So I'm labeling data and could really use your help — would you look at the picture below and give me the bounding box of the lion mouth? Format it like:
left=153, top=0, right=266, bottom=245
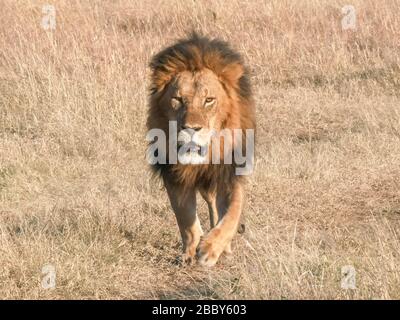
left=178, top=141, right=208, bottom=157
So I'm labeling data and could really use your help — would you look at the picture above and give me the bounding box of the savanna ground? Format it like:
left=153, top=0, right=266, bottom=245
left=0, top=0, right=400, bottom=299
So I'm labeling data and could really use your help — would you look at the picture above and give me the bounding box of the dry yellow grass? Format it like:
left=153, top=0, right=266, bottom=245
left=1, top=0, right=400, bottom=299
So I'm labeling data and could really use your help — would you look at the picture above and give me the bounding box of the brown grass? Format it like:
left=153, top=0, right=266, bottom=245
left=0, top=0, right=400, bottom=299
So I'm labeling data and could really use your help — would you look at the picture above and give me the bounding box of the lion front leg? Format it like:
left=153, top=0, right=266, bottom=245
left=197, top=182, right=243, bottom=267
left=164, top=179, right=203, bottom=265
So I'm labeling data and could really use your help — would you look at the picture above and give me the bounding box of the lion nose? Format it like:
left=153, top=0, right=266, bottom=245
left=181, top=124, right=202, bottom=132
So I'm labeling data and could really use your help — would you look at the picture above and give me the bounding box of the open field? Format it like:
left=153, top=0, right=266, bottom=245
left=0, top=0, right=399, bottom=299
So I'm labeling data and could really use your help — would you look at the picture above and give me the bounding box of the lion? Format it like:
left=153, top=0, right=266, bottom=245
left=147, top=33, right=255, bottom=267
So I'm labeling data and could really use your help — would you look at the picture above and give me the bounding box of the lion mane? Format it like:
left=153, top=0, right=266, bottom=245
left=147, top=33, right=255, bottom=191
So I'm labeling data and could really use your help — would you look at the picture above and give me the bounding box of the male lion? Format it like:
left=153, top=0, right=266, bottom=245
left=147, top=33, right=255, bottom=267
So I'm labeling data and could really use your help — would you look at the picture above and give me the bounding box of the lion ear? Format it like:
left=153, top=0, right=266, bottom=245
left=220, top=63, right=244, bottom=88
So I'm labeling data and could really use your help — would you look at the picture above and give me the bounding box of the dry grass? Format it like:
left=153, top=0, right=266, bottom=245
left=1, top=0, right=400, bottom=299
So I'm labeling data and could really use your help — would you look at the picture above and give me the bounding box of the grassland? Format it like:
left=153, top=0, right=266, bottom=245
left=0, top=0, right=399, bottom=299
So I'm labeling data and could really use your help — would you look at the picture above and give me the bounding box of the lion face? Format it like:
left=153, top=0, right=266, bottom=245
left=164, top=69, right=229, bottom=164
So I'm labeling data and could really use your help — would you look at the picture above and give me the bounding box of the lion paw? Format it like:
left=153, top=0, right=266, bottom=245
left=196, top=230, right=225, bottom=267
left=180, top=253, right=194, bottom=266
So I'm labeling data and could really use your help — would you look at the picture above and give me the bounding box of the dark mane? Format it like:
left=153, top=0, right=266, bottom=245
left=149, top=32, right=252, bottom=101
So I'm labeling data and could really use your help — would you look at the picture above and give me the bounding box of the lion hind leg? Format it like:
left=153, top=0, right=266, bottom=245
left=199, top=187, right=219, bottom=229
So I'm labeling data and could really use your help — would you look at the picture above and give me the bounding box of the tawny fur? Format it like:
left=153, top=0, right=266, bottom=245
left=147, top=33, right=255, bottom=266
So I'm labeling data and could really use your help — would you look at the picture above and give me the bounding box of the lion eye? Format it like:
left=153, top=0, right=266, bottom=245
left=205, top=97, right=216, bottom=105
